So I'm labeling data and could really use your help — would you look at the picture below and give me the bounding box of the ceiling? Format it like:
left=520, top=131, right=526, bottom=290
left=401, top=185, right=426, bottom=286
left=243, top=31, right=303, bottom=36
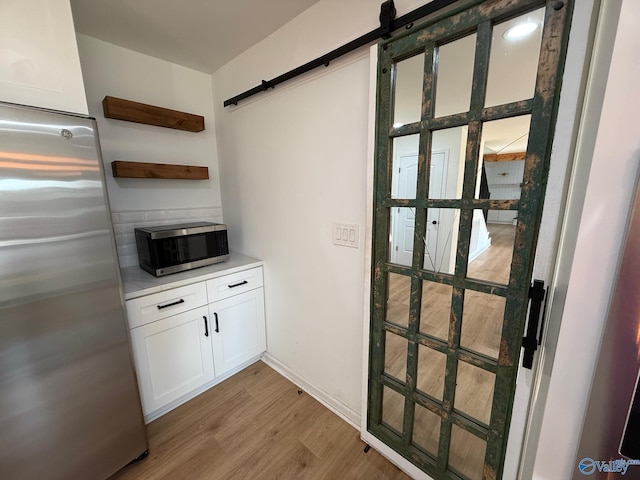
left=70, top=0, right=322, bottom=73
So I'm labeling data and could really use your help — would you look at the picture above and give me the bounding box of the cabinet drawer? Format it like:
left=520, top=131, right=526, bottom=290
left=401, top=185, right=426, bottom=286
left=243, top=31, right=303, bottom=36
left=126, top=282, right=208, bottom=329
left=206, top=266, right=263, bottom=303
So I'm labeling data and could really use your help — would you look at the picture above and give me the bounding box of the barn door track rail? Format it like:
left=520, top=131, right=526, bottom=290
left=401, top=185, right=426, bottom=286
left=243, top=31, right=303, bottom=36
left=223, top=0, right=459, bottom=107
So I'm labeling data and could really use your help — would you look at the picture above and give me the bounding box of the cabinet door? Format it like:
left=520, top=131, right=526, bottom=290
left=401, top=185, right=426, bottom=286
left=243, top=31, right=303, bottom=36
left=129, top=305, right=214, bottom=415
left=0, top=0, right=88, bottom=114
left=210, top=289, right=266, bottom=377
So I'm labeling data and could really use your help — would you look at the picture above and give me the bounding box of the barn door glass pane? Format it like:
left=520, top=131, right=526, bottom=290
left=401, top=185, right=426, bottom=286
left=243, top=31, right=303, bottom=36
left=454, top=361, right=496, bottom=425
left=448, top=426, right=487, bottom=480
left=460, top=290, right=506, bottom=359
left=386, top=272, right=410, bottom=327
left=384, top=331, right=407, bottom=382
left=467, top=220, right=516, bottom=285
left=413, top=405, right=441, bottom=457
left=423, top=208, right=459, bottom=274
left=478, top=116, right=531, bottom=202
left=382, top=386, right=405, bottom=434
left=434, top=33, right=477, bottom=118
left=392, top=134, right=420, bottom=199
left=429, top=127, right=467, bottom=200
left=393, top=54, right=425, bottom=126
left=485, top=7, right=545, bottom=107
left=416, top=345, right=446, bottom=400
left=419, top=280, right=451, bottom=340
left=390, top=207, right=415, bottom=267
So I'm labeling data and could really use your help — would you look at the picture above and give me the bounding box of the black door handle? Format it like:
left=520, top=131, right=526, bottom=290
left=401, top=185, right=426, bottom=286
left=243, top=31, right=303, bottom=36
left=228, top=280, right=248, bottom=288
left=431, top=220, right=437, bottom=225
left=157, top=299, right=185, bottom=310
left=214, top=312, right=219, bottom=333
left=203, top=316, right=209, bottom=337
left=522, top=280, right=547, bottom=369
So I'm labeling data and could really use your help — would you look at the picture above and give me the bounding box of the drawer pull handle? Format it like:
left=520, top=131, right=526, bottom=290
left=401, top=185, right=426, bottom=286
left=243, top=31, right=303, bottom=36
left=203, top=316, right=209, bottom=337
left=228, top=280, right=248, bottom=289
left=157, top=299, right=185, bottom=310
left=214, top=312, right=220, bottom=333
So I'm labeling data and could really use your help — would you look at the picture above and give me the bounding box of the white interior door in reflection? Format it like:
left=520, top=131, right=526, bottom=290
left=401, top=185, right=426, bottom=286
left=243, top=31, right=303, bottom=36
left=392, top=152, right=446, bottom=268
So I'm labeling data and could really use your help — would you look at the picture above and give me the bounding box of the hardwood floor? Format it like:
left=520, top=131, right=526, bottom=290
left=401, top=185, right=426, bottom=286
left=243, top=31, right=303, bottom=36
left=383, top=223, right=516, bottom=480
left=110, top=361, right=410, bottom=480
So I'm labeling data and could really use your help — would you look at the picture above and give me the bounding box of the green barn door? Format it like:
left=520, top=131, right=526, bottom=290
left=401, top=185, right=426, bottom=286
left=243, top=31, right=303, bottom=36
left=368, top=1, right=572, bottom=479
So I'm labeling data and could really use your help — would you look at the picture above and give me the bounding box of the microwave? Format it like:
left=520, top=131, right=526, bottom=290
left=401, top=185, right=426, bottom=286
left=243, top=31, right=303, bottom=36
left=134, top=222, right=229, bottom=277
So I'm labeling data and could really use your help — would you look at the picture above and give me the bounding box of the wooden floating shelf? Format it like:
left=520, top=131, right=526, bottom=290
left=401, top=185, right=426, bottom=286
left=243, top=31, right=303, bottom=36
left=102, top=96, right=205, bottom=132
left=111, top=161, right=209, bottom=180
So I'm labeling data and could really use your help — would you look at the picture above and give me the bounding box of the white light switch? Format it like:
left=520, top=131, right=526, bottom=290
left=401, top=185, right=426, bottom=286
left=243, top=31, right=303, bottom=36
left=333, top=222, right=359, bottom=248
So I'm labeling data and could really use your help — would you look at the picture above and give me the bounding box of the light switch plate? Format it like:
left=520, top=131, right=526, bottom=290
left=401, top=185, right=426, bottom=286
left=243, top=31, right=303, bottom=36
left=333, top=222, right=359, bottom=248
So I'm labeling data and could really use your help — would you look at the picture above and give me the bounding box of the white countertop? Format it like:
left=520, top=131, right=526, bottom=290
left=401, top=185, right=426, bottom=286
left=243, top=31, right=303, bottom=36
left=120, top=253, right=264, bottom=300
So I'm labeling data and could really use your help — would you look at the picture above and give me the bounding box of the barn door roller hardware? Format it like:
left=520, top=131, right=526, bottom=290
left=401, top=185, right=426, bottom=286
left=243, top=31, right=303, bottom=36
left=223, top=0, right=460, bottom=107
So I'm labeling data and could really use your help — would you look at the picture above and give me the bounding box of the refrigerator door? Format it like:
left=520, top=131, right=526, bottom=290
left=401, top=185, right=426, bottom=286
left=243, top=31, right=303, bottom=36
left=574, top=175, right=640, bottom=477
left=0, top=102, right=147, bottom=480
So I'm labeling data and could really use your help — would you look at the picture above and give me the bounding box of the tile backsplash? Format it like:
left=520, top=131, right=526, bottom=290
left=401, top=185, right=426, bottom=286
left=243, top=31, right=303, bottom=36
left=111, top=207, right=224, bottom=268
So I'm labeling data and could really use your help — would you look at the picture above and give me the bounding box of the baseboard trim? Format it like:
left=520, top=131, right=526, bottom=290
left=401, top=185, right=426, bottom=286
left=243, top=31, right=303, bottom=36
left=361, top=431, right=433, bottom=480
left=468, top=239, right=491, bottom=263
left=260, top=353, right=361, bottom=429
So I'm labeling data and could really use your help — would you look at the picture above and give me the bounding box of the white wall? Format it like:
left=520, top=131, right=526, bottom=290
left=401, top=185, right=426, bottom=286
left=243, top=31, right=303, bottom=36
left=0, top=0, right=88, bottom=114
left=532, top=0, right=640, bottom=478
left=76, top=35, right=223, bottom=266
left=212, top=0, right=425, bottom=420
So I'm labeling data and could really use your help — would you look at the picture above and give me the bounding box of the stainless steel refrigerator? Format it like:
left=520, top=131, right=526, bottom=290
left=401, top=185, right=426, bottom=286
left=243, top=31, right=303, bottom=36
left=0, top=102, right=148, bottom=479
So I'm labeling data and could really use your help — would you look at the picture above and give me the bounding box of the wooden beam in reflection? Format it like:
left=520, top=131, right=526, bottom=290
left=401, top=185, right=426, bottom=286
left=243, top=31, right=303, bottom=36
left=483, top=152, right=526, bottom=162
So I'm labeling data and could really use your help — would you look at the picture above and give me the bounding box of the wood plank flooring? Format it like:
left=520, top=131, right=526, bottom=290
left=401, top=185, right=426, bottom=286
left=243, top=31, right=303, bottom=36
left=110, top=361, right=410, bottom=480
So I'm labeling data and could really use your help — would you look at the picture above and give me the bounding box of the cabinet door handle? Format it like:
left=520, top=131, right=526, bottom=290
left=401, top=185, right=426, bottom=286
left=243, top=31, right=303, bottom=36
left=203, top=316, right=209, bottom=337
left=228, top=280, right=248, bottom=288
left=157, top=298, right=185, bottom=310
left=214, top=312, right=219, bottom=333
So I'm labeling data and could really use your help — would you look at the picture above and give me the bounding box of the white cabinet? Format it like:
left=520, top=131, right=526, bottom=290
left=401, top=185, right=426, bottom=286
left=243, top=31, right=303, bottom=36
left=129, top=305, right=214, bottom=415
left=210, top=289, right=266, bottom=377
left=0, top=0, right=88, bottom=114
left=124, top=262, right=266, bottom=421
